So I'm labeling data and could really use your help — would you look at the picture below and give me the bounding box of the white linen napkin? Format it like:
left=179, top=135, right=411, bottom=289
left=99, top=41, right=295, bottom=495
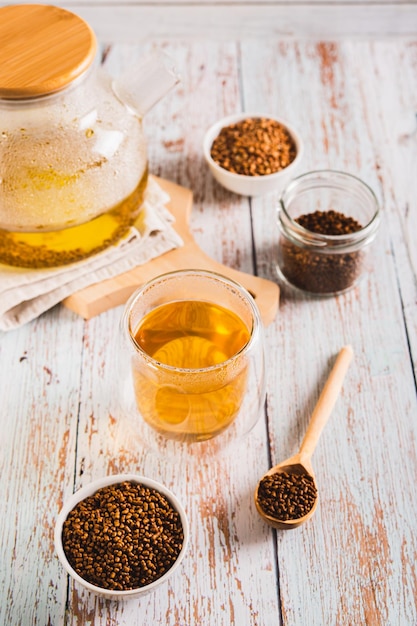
left=0, top=177, right=183, bottom=331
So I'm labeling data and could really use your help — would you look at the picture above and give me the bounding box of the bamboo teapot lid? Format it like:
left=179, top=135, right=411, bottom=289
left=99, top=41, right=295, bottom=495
left=0, top=4, right=97, bottom=99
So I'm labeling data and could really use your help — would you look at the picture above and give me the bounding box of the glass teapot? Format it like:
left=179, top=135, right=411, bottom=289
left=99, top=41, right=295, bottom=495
left=0, top=4, right=179, bottom=268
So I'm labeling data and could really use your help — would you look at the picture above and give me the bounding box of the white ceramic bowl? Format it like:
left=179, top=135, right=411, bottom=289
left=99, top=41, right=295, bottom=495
left=203, top=113, right=304, bottom=197
left=54, top=474, right=189, bottom=599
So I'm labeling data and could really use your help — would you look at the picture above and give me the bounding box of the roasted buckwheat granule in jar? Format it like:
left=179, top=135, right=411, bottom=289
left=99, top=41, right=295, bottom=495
left=210, top=117, right=297, bottom=176
left=279, top=210, right=364, bottom=294
left=257, top=472, right=318, bottom=522
left=61, top=481, right=184, bottom=591
left=277, top=170, right=380, bottom=295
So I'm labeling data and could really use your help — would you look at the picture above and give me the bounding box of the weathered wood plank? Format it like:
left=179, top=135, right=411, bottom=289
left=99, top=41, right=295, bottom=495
left=0, top=307, right=85, bottom=626
left=61, top=40, right=279, bottom=625
left=244, top=39, right=417, bottom=625
left=1, top=1, right=417, bottom=39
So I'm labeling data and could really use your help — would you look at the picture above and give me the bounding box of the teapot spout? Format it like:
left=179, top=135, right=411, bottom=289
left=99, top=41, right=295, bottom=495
left=112, top=51, right=180, bottom=118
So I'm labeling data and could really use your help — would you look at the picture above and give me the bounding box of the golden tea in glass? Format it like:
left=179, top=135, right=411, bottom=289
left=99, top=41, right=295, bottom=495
left=122, top=270, right=265, bottom=445
left=132, top=300, right=249, bottom=441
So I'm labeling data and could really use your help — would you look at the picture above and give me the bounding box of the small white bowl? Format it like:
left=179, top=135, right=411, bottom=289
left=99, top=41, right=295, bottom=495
left=203, top=113, right=304, bottom=197
left=54, top=474, right=189, bottom=599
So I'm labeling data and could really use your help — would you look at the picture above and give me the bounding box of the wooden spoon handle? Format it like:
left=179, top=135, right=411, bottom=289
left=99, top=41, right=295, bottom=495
left=299, top=345, right=354, bottom=460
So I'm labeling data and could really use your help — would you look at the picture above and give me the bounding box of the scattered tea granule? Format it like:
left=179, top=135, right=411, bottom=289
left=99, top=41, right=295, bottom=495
left=210, top=117, right=297, bottom=176
left=279, top=209, right=364, bottom=294
left=257, top=471, right=318, bottom=522
left=62, top=481, right=184, bottom=590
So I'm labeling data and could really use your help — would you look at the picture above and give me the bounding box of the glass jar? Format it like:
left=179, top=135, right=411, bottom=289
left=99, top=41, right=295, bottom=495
left=276, top=170, right=380, bottom=296
left=118, top=270, right=266, bottom=461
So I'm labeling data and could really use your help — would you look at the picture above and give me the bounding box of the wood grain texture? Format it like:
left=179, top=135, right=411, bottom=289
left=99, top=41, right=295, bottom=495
left=244, top=38, right=417, bottom=625
left=0, top=27, right=416, bottom=626
left=0, top=4, right=96, bottom=97
left=1, top=1, right=417, bottom=39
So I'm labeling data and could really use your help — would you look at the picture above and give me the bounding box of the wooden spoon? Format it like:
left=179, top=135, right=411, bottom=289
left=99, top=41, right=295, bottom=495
left=254, top=345, right=354, bottom=530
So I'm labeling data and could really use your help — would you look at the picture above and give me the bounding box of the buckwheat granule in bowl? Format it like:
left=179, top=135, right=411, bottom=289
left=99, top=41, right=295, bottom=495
left=203, top=113, right=303, bottom=196
left=54, top=474, right=189, bottom=599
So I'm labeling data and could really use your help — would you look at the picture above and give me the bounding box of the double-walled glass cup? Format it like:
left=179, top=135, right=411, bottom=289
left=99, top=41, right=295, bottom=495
left=276, top=170, right=380, bottom=296
left=119, top=270, right=266, bottom=458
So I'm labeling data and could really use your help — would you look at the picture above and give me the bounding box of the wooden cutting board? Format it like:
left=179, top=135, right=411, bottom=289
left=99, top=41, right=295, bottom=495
left=63, top=177, right=279, bottom=326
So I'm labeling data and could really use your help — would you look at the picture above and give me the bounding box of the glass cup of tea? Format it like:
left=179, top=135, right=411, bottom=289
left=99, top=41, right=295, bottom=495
left=119, top=269, right=266, bottom=459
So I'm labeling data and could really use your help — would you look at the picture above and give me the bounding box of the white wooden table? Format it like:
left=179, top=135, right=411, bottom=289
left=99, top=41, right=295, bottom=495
left=1, top=3, right=417, bottom=625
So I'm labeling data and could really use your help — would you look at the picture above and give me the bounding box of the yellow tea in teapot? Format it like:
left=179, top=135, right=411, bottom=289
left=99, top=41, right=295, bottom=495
left=0, top=126, right=148, bottom=268
left=0, top=169, right=148, bottom=268
left=131, top=300, right=250, bottom=442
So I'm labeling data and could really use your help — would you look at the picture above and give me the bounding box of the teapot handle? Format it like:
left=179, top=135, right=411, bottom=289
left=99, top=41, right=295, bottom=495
left=112, top=50, right=180, bottom=118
